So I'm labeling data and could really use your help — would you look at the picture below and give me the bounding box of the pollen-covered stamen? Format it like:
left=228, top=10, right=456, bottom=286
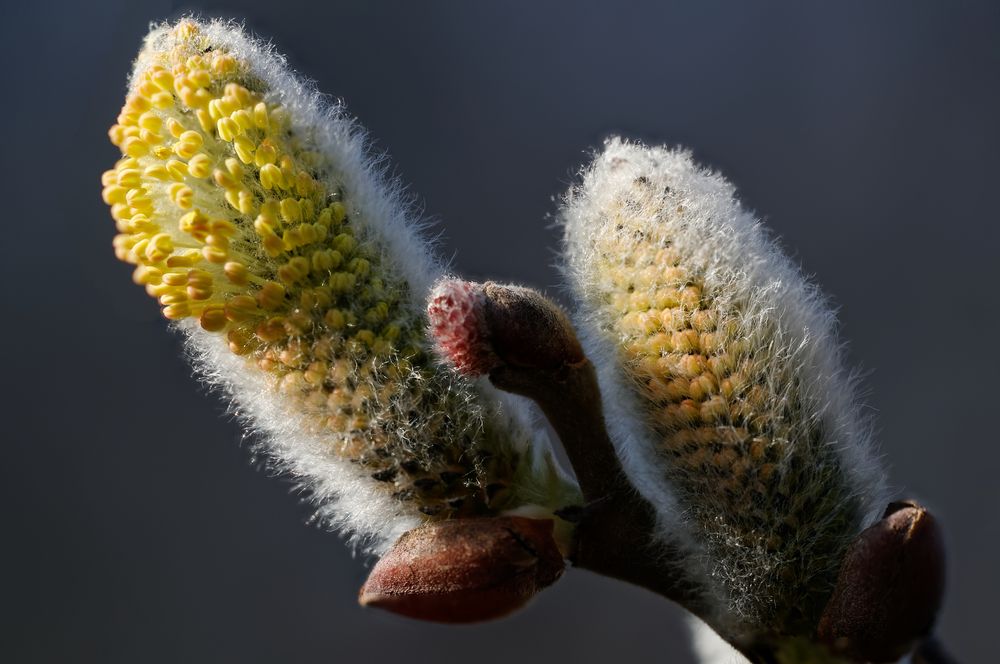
left=428, top=280, right=497, bottom=376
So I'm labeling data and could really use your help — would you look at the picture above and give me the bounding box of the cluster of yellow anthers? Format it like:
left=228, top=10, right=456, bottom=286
left=101, top=21, right=526, bottom=521
left=590, top=185, right=855, bottom=631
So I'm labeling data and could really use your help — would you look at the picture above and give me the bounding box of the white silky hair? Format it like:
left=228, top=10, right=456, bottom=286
left=134, top=19, right=558, bottom=553
left=560, top=138, right=890, bottom=635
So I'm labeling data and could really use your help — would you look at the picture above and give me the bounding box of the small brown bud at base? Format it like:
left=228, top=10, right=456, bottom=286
left=818, top=501, right=946, bottom=663
left=480, top=282, right=584, bottom=371
left=359, top=517, right=565, bottom=623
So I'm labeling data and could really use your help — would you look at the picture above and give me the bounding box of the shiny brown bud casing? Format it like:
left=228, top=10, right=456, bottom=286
left=359, top=517, right=565, bottom=623
left=818, top=501, right=945, bottom=662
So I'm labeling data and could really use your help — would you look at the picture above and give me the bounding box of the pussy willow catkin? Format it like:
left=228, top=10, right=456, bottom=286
left=561, top=139, right=889, bottom=640
left=103, top=19, right=575, bottom=551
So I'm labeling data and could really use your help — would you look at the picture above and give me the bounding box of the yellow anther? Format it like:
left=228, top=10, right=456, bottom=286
left=187, top=69, right=211, bottom=89
left=101, top=169, right=118, bottom=187
left=187, top=153, right=212, bottom=178
left=226, top=326, right=255, bottom=355
left=200, top=306, right=228, bottom=332
left=139, top=129, right=162, bottom=145
left=102, top=185, right=127, bottom=205
left=137, top=81, right=160, bottom=100
left=127, top=94, right=151, bottom=113
left=127, top=214, right=156, bottom=233
left=126, top=187, right=153, bottom=210
left=233, top=135, right=255, bottom=164
left=166, top=250, right=202, bottom=268
left=238, top=189, right=256, bottom=215
left=225, top=295, right=259, bottom=321
left=187, top=269, right=213, bottom=288
left=258, top=163, right=284, bottom=190
left=254, top=141, right=277, bottom=167
left=295, top=172, right=314, bottom=197
left=122, top=136, right=149, bottom=157
left=279, top=156, right=296, bottom=182
left=162, top=272, right=188, bottom=287
left=151, top=92, right=174, bottom=109
left=208, top=98, right=227, bottom=121
left=117, top=110, right=139, bottom=127
left=168, top=183, right=194, bottom=209
left=173, top=138, right=201, bottom=160
left=152, top=145, right=173, bottom=159
left=175, top=20, right=198, bottom=39
left=143, top=164, right=170, bottom=180
left=212, top=53, right=237, bottom=76
left=178, top=87, right=199, bottom=109
left=163, top=302, right=191, bottom=320
left=279, top=198, right=301, bottom=223
left=278, top=226, right=300, bottom=250
left=333, top=233, right=355, bottom=254
left=217, top=117, right=240, bottom=141
left=205, top=233, right=229, bottom=250
left=166, top=159, right=188, bottom=181
left=277, top=256, right=310, bottom=284
left=151, top=69, right=174, bottom=91
left=252, top=102, right=269, bottom=129
left=257, top=281, right=286, bottom=310
left=116, top=169, right=141, bottom=188
left=213, top=168, right=238, bottom=190
left=196, top=109, right=214, bottom=133
left=255, top=317, right=287, bottom=343
left=202, top=245, right=228, bottom=263
left=299, top=198, right=315, bottom=221
left=110, top=203, right=129, bottom=222
left=225, top=158, right=244, bottom=180
left=329, top=271, right=357, bottom=293
left=231, top=109, right=253, bottom=131
left=159, top=291, right=187, bottom=306
left=350, top=258, right=370, bottom=276
left=138, top=112, right=162, bottom=133
left=179, top=210, right=209, bottom=239
left=225, top=83, right=253, bottom=106
left=145, top=233, right=174, bottom=263
left=166, top=118, right=185, bottom=138
left=187, top=284, right=213, bottom=301
left=132, top=265, right=163, bottom=286
left=224, top=261, right=249, bottom=285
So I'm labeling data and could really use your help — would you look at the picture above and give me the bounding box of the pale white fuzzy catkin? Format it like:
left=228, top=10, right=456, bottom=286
left=105, top=18, right=577, bottom=554
left=561, top=138, right=889, bottom=640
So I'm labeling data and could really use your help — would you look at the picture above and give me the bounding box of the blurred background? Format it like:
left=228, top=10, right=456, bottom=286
left=2, top=1, right=997, bottom=662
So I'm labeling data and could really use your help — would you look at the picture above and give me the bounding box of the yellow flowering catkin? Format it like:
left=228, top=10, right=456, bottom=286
left=103, top=19, right=575, bottom=551
left=562, top=139, right=887, bottom=640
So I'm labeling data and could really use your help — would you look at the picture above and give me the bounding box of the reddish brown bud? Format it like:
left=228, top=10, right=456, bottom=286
left=359, top=517, right=565, bottom=623
left=480, top=282, right=584, bottom=371
left=818, top=501, right=946, bottom=662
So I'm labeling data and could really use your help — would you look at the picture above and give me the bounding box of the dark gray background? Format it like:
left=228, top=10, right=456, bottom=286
left=2, top=1, right=996, bottom=662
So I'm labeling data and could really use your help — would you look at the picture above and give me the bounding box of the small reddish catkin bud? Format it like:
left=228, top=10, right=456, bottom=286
left=427, top=280, right=497, bottom=375
left=428, top=279, right=584, bottom=376
left=358, top=517, right=565, bottom=623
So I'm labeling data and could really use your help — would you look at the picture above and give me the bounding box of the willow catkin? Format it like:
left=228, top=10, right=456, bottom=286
left=561, top=138, right=888, bottom=640
left=102, top=18, right=576, bottom=553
